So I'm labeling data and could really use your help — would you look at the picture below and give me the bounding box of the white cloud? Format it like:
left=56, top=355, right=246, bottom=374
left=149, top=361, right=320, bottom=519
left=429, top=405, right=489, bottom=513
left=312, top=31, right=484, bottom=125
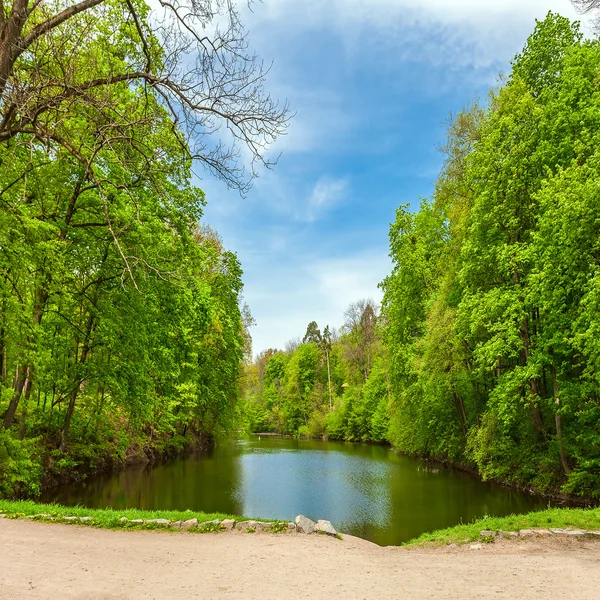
left=246, top=0, right=590, bottom=76
left=305, top=177, right=349, bottom=222
left=245, top=250, right=390, bottom=354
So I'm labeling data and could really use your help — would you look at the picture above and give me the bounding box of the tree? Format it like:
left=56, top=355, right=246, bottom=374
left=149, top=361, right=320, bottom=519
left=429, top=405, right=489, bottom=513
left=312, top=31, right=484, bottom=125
left=321, top=325, right=333, bottom=411
left=302, top=321, right=321, bottom=345
left=343, top=299, right=379, bottom=382
left=0, top=0, right=290, bottom=193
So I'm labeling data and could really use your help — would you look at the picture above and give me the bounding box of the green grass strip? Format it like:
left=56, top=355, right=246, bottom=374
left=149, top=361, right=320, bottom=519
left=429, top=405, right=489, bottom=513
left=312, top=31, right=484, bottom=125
left=0, top=499, right=243, bottom=530
left=404, top=507, right=600, bottom=547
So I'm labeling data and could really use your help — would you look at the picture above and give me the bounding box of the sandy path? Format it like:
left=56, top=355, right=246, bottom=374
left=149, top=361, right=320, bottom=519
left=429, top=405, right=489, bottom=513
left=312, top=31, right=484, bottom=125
left=1, top=519, right=599, bottom=599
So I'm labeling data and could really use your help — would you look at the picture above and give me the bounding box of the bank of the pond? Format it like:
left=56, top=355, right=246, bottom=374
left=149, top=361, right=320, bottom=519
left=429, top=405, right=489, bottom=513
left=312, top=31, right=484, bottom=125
left=2, top=431, right=216, bottom=499
left=0, top=499, right=238, bottom=530
left=405, top=507, right=600, bottom=547
left=2, top=500, right=600, bottom=549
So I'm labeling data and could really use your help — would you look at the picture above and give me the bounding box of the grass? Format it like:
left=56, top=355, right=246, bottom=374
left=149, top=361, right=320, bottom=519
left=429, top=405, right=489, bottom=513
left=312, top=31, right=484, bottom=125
left=404, top=507, right=600, bottom=547
left=0, top=500, right=297, bottom=535
left=0, top=499, right=241, bottom=530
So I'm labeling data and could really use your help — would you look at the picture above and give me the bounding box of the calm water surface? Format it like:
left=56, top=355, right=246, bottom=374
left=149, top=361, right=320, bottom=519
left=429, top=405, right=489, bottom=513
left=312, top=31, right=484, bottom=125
left=43, top=436, right=547, bottom=545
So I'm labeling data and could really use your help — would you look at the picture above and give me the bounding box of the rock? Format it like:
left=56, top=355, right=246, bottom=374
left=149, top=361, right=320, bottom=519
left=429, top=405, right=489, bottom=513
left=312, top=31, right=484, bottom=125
left=316, top=520, right=337, bottom=536
left=63, top=516, right=78, bottom=521
left=0, top=514, right=6, bottom=518
left=199, top=519, right=221, bottom=529
left=151, top=519, right=170, bottom=526
left=119, top=517, right=128, bottom=523
left=254, top=521, right=273, bottom=532
left=287, top=522, right=296, bottom=532
left=549, top=528, right=569, bottom=534
left=79, top=517, right=93, bottom=523
left=221, top=519, right=235, bottom=531
left=531, top=529, right=551, bottom=535
left=480, top=530, right=496, bottom=537
left=586, top=530, right=600, bottom=538
left=565, top=529, right=586, bottom=536
left=27, top=514, right=50, bottom=519
left=519, top=529, right=535, bottom=537
left=295, top=515, right=316, bottom=534
left=182, top=518, right=198, bottom=529
left=130, top=519, right=144, bottom=524
left=235, top=520, right=257, bottom=532
left=171, top=521, right=182, bottom=528
left=499, top=531, right=519, bottom=538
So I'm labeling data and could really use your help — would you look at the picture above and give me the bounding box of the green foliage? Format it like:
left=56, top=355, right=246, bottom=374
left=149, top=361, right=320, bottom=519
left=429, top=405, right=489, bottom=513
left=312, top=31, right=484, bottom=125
left=379, top=12, right=600, bottom=496
left=0, top=2, right=249, bottom=497
left=0, top=432, right=43, bottom=497
left=240, top=311, right=391, bottom=443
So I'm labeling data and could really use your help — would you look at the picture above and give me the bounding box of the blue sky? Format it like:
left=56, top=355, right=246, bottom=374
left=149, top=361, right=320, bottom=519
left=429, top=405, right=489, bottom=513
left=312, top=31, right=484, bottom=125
left=198, top=0, right=591, bottom=356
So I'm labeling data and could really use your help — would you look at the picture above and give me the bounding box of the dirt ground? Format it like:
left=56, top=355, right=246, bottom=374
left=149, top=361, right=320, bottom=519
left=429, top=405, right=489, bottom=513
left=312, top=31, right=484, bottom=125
left=1, top=518, right=599, bottom=599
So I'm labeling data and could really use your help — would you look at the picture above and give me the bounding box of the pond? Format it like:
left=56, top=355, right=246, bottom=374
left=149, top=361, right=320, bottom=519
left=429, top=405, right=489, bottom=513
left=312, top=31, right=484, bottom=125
left=42, top=436, right=547, bottom=545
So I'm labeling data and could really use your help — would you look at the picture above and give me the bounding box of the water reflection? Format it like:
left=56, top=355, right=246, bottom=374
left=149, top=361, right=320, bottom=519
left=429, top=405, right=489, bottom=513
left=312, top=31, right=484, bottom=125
left=43, top=436, right=546, bottom=545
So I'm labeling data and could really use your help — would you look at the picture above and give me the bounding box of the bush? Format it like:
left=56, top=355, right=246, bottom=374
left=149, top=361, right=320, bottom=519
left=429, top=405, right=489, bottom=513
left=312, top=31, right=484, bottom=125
left=0, top=431, right=43, bottom=498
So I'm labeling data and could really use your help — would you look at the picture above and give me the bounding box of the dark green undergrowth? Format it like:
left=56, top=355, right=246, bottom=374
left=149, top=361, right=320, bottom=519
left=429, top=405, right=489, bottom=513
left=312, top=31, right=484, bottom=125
left=404, top=507, right=600, bottom=547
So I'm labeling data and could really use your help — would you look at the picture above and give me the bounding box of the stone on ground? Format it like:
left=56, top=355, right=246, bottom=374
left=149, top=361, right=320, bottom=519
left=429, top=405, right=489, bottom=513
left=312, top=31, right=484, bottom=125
left=182, top=519, right=198, bottom=529
left=221, top=519, right=235, bottom=531
left=295, top=515, right=316, bottom=534
left=316, top=520, right=337, bottom=536
left=235, top=520, right=257, bottom=532
left=199, top=519, right=220, bottom=528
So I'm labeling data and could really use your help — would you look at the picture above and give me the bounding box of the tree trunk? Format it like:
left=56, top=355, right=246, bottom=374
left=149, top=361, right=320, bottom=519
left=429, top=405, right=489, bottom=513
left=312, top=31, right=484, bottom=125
left=326, top=350, right=333, bottom=411
left=60, top=384, right=80, bottom=452
left=18, top=372, right=33, bottom=440
left=2, top=364, right=29, bottom=429
left=514, top=267, right=543, bottom=432
left=452, top=390, right=468, bottom=437
left=59, top=311, right=95, bottom=451
left=551, top=364, right=570, bottom=476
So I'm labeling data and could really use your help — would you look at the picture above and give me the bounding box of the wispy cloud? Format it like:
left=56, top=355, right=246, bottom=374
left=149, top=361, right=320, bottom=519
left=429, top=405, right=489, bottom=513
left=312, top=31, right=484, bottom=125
left=304, top=176, right=349, bottom=222
left=243, top=250, right=390, bottom=354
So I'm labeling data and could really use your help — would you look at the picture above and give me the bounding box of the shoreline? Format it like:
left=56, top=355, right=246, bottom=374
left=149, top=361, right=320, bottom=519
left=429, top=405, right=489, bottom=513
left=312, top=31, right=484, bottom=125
left=1, top=499, right=599, bottom=548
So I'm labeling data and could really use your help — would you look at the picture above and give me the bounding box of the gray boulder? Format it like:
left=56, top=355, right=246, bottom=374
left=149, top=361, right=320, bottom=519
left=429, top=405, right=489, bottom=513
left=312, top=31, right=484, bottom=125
left=499, top=530, right=519, bottom=537
left=145, top=518, right=170, bottom=526
left=199, top=519, right=221, bottom=529
left=295, top=515, right=316, bottom=534
left=221, top=519, right=235, bottom=531
left=182, top=518, right=198, bottom=529
left=519, top=529, right=535, bottom=537
left=316, top=520, right=337, bottom=536
left=235, top=520, right=257, bottom=532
